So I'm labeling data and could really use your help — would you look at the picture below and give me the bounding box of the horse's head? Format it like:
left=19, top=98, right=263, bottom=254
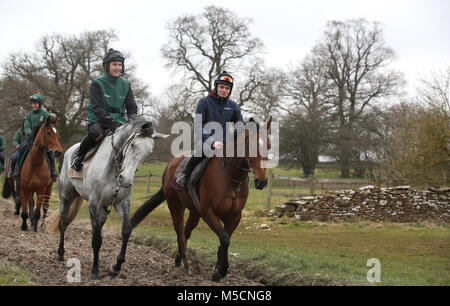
left=116, top=120, right=169, bottom=187
left=246, top=116, right=272, bottom=190
left=35, top=115, right=63, bottom=155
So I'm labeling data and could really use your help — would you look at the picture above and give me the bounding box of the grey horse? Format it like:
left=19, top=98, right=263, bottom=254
left=46, top=118, right=168, bottom=280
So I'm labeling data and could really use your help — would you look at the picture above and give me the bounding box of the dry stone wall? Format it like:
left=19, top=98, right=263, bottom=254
left=271, top=186, right=450, bottom=223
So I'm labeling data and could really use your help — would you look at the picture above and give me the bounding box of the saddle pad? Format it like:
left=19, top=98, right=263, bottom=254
left=67, top=147, right=98, bottom=179
left=16, top=145, right=52, bottom=176
left=172, top=152, right=211, bottom=190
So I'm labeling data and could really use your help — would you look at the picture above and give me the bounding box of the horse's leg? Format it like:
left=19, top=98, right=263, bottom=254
left=33, top=194, right=42, bottom=232
left=181, top=210, right=200, bottom=270
left=19, top=189, right=30, bottom=231
left=202, top=209, right=231, bottom=282
left=168, top=199, right=189, bottom=271
left=109, top=199, right=132, bottom=276
left=58, top=184, right=80, bottom=262
left=42, top=184, right=52, bottom=220
left=12, top=178, right=21, bottom=215
left=29, top=196, right=35, bottom=229
left=89, top=203, right=108, bottom=280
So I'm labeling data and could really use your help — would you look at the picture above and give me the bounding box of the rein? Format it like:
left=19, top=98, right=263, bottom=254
left=111, top=129, right=137, bottom=189
left=31, top=125, right=53, bottom=167
left=221, top=157, right=252, bottom=188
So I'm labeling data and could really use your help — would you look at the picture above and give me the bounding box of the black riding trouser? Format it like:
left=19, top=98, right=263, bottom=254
left=78, top=122, right=106, bottom=157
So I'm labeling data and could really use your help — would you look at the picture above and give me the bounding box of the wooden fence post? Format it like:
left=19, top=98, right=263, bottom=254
left=267, top=169, right=272, bottom=210
left=146, top=171, right=152, bottom=197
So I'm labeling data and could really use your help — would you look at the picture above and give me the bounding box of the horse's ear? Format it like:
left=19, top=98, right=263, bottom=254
left=267, top=116, right=272, bottom=130
left=139, top=122, right=154, bottom=137
left=47, top=114, right=57, bottom=125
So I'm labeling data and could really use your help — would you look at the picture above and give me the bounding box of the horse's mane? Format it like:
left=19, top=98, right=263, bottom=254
left=109, top=117, right=153, bottom=154
left=31, top=117, right=52, bottom=140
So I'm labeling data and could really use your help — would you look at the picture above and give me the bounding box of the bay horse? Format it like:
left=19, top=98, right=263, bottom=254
left=130, top=117, right=272, bottom=281
left=45, top=118, right=168, bottom=280
left=14, top=116, right=62, bottom=232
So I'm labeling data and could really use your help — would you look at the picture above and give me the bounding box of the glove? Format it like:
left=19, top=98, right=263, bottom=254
left=110, top=121, right=121, bottom=132
left=99, top=117, right=115, bottom=130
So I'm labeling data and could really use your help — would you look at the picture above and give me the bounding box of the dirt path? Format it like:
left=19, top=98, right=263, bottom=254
left=0, top=199, right=261, bottom=286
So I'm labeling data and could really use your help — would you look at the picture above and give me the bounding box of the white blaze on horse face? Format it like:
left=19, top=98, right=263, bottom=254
left=52, top=127, right=57, bottom=134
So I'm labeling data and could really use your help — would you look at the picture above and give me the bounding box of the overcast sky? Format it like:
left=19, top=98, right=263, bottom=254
left=0, top=0, right=449, bottom=99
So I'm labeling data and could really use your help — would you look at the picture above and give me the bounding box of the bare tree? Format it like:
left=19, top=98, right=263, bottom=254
left=238, top=66, right=286, bottom=120
left=377, top=68, right=450, bottom=186
left=281, top=55, right=332, bottom=176
left=313, top=19, right=404, bottom=177
left=161, top=5, right=264, bottom=104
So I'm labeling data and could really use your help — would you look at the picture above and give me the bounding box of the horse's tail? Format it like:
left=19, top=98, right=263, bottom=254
left=2, top=175, right=11, bottom=199
left=44, top=197, right=85, bottom=234
left=130, top=187, right=165, bottom=228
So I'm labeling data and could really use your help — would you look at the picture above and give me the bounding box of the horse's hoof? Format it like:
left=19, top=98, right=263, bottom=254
left=212, top=271, right=222, bottom=282
left=108, top=262, right=120, bottom=277
left=14, top=211, right=19, bottom=216
left=212, top=268, right=223, bottom=282
left=91, top=273, right=100, bottom=280
left=175, top=256, right=182, bottom=267
left=58, top=256, right=64, bottom=262
left=212, top=266, right=227, bottom=282
left=21, top=225, right=27, bottom=231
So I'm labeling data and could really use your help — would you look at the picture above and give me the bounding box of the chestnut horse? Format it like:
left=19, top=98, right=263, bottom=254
left=131, top=117, right=272, bottom=281
left=19, top=116, right=62, bottom=232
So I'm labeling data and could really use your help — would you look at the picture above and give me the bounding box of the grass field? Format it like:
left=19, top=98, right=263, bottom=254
left=4, top=162, right=450, bottom=286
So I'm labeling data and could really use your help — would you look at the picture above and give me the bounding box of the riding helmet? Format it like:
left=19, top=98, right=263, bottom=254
left=214, top=71, right=234, bottom=96
left=29, top=92, right=44, bottom=107
left=103, top=48, right=125, bottom=74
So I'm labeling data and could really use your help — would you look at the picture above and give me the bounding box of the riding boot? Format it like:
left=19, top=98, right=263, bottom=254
left=71, top=135, right=96, bottom=172
left=47, top=151, right=58, bottom=181
left=10, top=155, right=18, bottom=178
left=175, top=155, right=204, bottom=188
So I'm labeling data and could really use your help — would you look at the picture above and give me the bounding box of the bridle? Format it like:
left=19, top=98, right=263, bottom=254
left=32, top=124, right=56, bottom=167
left=111, top=129, right=138, bottom=189
left=221, top=156, right=253, bottom=188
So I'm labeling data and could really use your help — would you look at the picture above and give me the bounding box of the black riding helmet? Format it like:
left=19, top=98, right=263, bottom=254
left=103, top=48, right=125, bottom=75
left=214, top=71, right=234, bottom=98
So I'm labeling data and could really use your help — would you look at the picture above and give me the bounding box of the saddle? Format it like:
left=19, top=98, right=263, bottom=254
left=14, top=144, right=52, bottom=177
left=67, top=131, right=111, bottom=179
left=172, top=153, right=212, bottom=213
left=67, top=144, right=101, bottom=179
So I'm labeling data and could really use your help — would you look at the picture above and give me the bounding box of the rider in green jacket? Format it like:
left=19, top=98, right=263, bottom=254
left=71, top=48, right=137, bottom=171
left=9, top=93, right=57, bottom=180
left=13, top=126, right=26, bottom=149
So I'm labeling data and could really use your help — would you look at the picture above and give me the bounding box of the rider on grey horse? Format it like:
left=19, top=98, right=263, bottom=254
left=71, top=48, right=137, bottom=172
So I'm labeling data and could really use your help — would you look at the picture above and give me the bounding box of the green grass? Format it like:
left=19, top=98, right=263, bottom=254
left=14, top=162, right=450, bottom=286
left=0, top=259, right=40, bottom=286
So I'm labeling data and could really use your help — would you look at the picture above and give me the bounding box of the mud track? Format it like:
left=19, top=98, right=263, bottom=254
left=0, top=200, right=261, bottom=286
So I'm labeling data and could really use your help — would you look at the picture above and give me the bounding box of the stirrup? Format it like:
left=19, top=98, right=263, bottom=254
left=175, top=172, right=187, bottom=187
left=71, top=158, right=84, bottom=172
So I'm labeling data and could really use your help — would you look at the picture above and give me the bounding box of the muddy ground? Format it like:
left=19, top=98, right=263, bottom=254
left=0, top=199, right=261, bottom=286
